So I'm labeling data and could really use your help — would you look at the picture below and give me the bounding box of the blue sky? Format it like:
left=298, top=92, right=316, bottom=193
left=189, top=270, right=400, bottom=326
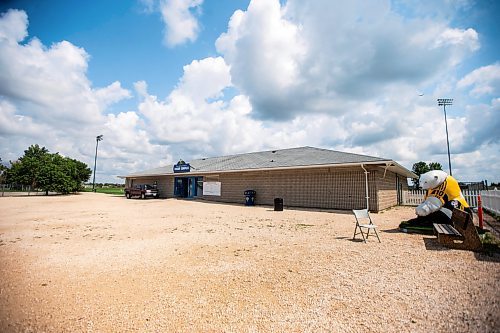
left=0, top=0, right=498, bottom=183
left=2, top=0, right=247, bottom=103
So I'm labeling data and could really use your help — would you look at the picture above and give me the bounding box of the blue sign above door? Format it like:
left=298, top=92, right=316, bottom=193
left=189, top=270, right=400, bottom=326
left=173, top=162, right=190, bottom=173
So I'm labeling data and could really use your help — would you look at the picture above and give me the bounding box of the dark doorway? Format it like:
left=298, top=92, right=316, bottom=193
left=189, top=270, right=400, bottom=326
left=174, top=176, right=203, bottom=198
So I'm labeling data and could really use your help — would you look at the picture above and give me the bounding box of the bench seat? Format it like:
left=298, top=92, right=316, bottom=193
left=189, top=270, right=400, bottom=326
left=433, top=223, right=464, bottom=245
left=432, top=209, right=482, bottom=251
left=433, top=223, right=462, bottom=237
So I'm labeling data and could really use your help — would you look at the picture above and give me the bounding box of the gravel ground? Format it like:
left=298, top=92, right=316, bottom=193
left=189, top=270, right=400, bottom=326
left=0, top=193, right=498, bottom=332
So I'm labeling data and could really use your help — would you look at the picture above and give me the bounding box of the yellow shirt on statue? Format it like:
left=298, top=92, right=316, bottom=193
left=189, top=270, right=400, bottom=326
left=425, top=175, right=469, bottom=212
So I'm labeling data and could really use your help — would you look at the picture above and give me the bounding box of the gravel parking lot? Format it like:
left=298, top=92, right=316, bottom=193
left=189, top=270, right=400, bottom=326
left=0, top=193, right=498, bottom=332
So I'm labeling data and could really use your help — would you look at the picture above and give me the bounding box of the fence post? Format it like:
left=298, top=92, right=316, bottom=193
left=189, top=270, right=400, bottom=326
left=462, top=189, right=479, bottom=208
left=478, top=194, right=483, bottom=229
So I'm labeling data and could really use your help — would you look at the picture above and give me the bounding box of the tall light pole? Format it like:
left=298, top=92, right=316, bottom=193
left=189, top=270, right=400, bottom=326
left=92, top=135, right=103, bottom=192
left=437, top=99, right=453, bottom=176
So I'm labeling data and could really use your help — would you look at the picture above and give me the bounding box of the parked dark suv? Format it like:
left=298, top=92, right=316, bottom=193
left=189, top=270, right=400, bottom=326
left=125, top=184, right=159, bottom=199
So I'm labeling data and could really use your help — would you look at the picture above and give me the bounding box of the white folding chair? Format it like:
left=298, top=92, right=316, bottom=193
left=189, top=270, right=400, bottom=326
left=352, top=209, right=380, bottom=243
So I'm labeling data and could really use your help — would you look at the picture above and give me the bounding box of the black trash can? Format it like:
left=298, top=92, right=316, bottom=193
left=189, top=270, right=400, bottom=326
left=244, top=190, right=256, bottom=206
left=274, top=198, right=283, bottom=211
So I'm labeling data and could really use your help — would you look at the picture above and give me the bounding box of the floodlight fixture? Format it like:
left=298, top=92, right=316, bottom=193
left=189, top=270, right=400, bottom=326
left=438, top=98, right=453, bottom=106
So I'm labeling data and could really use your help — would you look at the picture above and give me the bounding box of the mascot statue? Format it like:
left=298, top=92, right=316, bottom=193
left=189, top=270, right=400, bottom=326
left=400, top=170, right=471, bottom=233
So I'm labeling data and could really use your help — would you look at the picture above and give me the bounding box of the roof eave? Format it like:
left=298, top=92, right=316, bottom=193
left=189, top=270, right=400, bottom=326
left=119, top=160, right=416, bottom=178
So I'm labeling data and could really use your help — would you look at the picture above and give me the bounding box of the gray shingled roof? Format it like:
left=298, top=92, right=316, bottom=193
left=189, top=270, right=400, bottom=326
left=123, top=146, right=416, bottom=178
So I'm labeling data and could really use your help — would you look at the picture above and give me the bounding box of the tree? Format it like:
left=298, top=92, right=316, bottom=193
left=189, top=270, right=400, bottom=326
left=6, top=145, right=91, bottom=194
left=6, top=144, right=49, bottom=189
left=0, top=157, right=7, bottom=183
left=428, top=162, right=443, bottom=171
left=64, top=158, right=92, bottom=192
left=412, top=161, right=443, bottom=189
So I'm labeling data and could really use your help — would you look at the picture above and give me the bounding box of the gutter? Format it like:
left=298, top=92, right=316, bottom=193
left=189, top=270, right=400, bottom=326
left=361, top=164, right=370, bottom=211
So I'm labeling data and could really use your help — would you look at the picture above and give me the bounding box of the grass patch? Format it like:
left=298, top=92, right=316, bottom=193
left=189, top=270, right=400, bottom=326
left=481, top=231, right=500, bottom=254
left=83, top=188, right=124, bottom=195
left=398, top=221, right=434, bottom=235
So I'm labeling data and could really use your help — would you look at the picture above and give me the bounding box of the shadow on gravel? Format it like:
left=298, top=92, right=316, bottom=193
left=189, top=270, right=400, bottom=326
left=423, top=237, right=450, bottom=252
left=1, top=191, right=60, bottom=197
left=423, top=237, right=500, bottom=262
left=348, top=238, right=367, bottom=243
left=474, top=251, right=500, bottom=263
left=382, top=228, right=403, bottom=233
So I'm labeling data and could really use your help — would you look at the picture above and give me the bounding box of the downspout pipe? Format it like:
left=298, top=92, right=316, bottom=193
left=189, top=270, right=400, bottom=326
left=361, top=164, right=369, bottom=211
left=382, top=162, right=392, bottom=178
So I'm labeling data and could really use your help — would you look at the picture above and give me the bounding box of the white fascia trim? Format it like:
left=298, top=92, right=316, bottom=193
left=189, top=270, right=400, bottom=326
left=175, top=161, right=403, bottom=176
left=120, top=160, right=417, bottom=179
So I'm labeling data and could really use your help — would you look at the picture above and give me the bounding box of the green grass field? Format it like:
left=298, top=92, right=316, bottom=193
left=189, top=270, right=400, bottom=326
left=83, top=188, right=124, bottom=195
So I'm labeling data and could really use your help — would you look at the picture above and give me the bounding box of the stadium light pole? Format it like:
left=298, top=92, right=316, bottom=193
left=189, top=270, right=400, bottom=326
left=437, top=99, right=453, bottom=176
left=92, top=135, right=103, bottom=192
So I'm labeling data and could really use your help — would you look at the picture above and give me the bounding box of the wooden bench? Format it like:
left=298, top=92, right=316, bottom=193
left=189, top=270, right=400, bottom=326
left=433, top=208, right=482, bottom=251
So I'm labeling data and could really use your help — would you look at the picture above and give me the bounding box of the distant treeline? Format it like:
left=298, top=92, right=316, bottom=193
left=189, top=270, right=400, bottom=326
left=85, top=183, right=125, bottom=188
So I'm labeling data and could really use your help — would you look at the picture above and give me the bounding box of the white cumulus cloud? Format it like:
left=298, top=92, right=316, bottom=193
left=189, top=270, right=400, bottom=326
left=457, top=63, right=500, bottom=97
left=95, top=81, right=132, bottom=108
left=135, top=57, right=251, bottom=151
left=435, top=27, right=479, bottom=50
left=177, top=57, right=232, bottom=101
left=159, top=0, right=203, bottom=47
left=0, top=9, right=149, bottom=181
left=0, top=9, right=28, bottom=43
left=216, top=0, right=480, bottom=121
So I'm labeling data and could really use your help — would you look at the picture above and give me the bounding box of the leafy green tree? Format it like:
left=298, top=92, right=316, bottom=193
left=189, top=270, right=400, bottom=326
left=37, top=153, right=70, bottom=194
left=428, top=162, right=443, bottom=171
left=6, top=145, right=91, bottom=194
left=412, top=161, right=443, bottom=189
left=6, top=145, right=49, bottom=188
left=412, top=162, right=428, bottom=188
left=0, top=157, right=7, bottom=183
left=68, top=158, right=92, bottom=191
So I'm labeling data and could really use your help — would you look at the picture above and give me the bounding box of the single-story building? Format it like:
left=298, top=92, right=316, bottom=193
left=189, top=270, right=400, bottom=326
left=120, top=146, right=416, bottom=212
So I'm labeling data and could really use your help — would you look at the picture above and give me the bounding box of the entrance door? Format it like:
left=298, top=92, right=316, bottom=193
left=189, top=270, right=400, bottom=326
left=174, top=177, right=197, bottom=198
left=188, top=177, right=196, bottom=198
left=174, top=177, right=188, bottom=197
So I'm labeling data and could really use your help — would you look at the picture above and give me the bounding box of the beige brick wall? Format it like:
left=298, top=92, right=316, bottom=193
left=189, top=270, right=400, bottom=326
left=374, top=171, right=410, bottom=211
left=375, top=171, right=397, bottom=211
left=197, top=166, right=379, bottom=211
left=127, top=167, right=409, bottom=212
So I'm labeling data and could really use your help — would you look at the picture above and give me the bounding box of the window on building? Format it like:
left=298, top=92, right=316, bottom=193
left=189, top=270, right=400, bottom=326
left=196, top=177, right=203, bottom=196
